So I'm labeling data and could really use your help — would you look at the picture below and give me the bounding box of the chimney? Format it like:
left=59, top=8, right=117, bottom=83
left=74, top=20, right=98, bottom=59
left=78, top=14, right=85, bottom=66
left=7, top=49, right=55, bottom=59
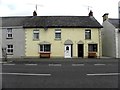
left=33, top=11, right=37, bottom=16
left=102, top=13, right=109, bottom=22
left=89, top=10, right=93, bottom=17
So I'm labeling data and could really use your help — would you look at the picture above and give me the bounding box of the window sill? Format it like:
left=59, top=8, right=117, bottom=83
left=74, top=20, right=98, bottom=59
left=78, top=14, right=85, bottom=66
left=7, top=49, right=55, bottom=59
left=39, top=52, right=51, bottom=54
left=7, top=54, right=13, bottom=55
left=85, top=39, right=91, bottom=40
left=6, top=38, right=13, bottom=39
left=33, top=39, right=40, bottom=41
left=54, top=38, right=61, bottom=41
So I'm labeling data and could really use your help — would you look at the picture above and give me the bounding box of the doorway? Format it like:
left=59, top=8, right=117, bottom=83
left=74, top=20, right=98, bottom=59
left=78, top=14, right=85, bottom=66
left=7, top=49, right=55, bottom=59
left=64, top=45, right=72, bottom=58
left=78, top=44, right=84, bottom=58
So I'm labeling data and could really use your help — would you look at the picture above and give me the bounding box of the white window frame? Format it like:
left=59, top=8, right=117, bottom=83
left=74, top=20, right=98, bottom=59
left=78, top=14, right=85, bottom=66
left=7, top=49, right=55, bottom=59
left=7, top=44, right=13, bottom=55
left=85, top=29, right=91, bottom=39
left=55, top=29, right=61, bottom=39
left=33, top=30, right=39, bottom=40
left=39, top=44, right=51, bottom=52
left=7, top=28, right=13, bottom=39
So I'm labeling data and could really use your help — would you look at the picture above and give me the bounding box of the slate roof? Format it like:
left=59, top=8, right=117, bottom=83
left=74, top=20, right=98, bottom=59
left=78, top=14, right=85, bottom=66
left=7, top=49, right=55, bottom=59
left=1, top=16, right=102, bottom=28
left=23, top=16, right=102, bottom=28
left=2, top=16, right=31, bottom=27
left=108, top=18, right=120, bottom=28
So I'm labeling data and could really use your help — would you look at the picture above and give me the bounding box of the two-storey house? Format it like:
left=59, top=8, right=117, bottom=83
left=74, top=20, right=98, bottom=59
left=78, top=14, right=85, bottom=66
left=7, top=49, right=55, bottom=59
left=23, top=11, right=102, bottom=58
left=1, top=17, right=29, bottom=58
left=102, top=13, right=120, bottom=58
left=0, top=17, right=2, bottom=59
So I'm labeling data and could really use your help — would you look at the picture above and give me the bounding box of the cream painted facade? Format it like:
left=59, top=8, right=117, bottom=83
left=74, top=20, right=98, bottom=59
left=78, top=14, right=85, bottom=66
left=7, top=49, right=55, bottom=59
left=25, top=28, right=102, bottom=58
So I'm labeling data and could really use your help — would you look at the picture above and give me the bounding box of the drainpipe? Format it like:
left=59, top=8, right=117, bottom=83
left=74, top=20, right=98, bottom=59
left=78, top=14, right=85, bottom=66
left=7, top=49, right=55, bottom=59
left=115, top=29, right=118, bottom=58
left=98, top=28, right=101, bottom=59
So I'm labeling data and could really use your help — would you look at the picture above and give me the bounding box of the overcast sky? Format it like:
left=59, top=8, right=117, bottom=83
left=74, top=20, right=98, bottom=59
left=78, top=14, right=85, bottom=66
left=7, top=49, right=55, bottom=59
left=0, top=0, right=120, bottom=24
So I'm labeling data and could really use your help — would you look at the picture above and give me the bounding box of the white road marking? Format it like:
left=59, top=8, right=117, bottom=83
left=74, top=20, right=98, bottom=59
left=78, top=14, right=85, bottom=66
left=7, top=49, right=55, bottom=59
left=87, top=73, right=120, bottom=76
left=0, top=72, right=51, bottom=76
left=94, top=64, right=106, bottom=66
left=25, top=64, right=37, bottom=66
left=0, top=62, right=7, bottom=64
left=48, top=64, right=62, bottom=66
left=3, top=64, right=15, bottom=65
left=72, top=64, right=84, bottom=66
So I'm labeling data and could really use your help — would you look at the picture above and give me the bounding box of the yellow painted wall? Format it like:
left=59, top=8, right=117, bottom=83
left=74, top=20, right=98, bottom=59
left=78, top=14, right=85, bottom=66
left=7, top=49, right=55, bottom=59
left=25, top=28, right=102, bottom=58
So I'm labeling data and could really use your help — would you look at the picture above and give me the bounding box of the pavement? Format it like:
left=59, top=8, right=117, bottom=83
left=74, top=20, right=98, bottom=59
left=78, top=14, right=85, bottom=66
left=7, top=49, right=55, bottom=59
left=1, top=56, right=119, bottom=61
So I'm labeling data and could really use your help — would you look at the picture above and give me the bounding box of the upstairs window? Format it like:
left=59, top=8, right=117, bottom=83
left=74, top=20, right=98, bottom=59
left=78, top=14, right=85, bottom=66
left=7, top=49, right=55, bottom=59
left=7, top=44, right=13, bottom=55
left=7, top=28, right=13, bottom=39
left=55, top=29, right=61, bottom=39
left=33, top=30, right=39, bottom=40
left=85, top=30, right=91, bottom=39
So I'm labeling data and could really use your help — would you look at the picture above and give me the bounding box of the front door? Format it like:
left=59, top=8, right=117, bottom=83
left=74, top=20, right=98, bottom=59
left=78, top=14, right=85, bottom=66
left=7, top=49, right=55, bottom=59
left=64, top=45, right=71, bottom=58
left=78, top=44, right=84, bottom=57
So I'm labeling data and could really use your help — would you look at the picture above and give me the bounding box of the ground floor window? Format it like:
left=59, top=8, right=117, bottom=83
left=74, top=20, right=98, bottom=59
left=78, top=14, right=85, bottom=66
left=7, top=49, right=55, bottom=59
left=40, top=44, right=51, bottom=52
left=88, top=44, right=97, bottom=52
left=7, top=44, right=13, bottom=55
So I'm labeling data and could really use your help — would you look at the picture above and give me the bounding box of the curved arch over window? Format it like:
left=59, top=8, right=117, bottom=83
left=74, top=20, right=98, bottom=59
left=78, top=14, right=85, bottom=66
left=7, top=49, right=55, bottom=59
left=77, top=40, right=84, bottom=44
left=64, top=39, right=73, bottom=45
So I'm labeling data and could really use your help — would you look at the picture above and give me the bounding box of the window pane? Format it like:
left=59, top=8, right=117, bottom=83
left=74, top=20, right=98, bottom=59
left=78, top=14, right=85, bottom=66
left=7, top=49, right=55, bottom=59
left=34, top=33, right=39, bottom=39
left=55, top=29, right=61, bottom=39
left=8, top=45, right=10, bottom=48
left=85, top=30, right=91, bottom=39
left=7, top=49, right=10, bottom=52
left=40, top=45, right=43, bottom=51
left=33, top=30, right=39, bottom=40
left=7, top=28, right=13, bottom=38
left=7, top=28, right=12, bottom=33
left=55, top=33, right=61, bottom=39
left=66, top=46, right=69, bottom=50
left=11, top=45, right=13, bottom=48
left=44, top=45, right=50, bottom=52
left=8, top=34, right=12, bottom=38
left=88, top=44, right=97, bottom=52
left=7, top=45, right=13, bottom=54
left=11, top=49, right=13, bottom=52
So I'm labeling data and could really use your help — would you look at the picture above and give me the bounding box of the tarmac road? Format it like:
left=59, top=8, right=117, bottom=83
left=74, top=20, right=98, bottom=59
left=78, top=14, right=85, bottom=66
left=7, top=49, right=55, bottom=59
left=1, top=58, right=120, bottom=88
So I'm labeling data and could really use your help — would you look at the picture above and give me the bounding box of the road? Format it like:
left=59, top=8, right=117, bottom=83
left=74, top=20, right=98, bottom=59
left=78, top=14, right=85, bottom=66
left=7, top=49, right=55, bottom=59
left=1, top=58, right=120, bottom=88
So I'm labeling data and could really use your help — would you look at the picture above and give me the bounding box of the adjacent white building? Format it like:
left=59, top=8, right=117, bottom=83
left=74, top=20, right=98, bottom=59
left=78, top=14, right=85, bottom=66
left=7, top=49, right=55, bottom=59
left=102, top=13, right=120, bottom=58
left=0, top=17, right=2, bottom=59
left=1, top=17, right=28, bottom=58
left=119, top=1, right=120, bottom=18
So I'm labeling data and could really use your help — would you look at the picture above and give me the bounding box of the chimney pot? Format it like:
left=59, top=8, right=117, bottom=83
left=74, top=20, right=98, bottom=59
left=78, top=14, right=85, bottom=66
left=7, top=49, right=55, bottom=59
left=89, top=10, right=93, bottom=17
left=33, top=11, right=37, bottom=16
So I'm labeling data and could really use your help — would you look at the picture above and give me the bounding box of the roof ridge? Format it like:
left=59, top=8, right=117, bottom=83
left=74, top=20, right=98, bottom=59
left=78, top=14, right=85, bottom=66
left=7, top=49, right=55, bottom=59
left=109, top=18, right=119, bottom=20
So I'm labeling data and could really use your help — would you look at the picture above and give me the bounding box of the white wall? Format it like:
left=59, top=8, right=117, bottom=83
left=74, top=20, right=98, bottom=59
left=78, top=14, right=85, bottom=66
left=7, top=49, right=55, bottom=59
left=118, top=1, right=120, bottom=18
left=0, top=17, right=2, bottom=90
left=118, top=30, right=120, bottom=58
left=0, top=17, right=2, bottom=59
left=102, top=20, right=116, bottom=57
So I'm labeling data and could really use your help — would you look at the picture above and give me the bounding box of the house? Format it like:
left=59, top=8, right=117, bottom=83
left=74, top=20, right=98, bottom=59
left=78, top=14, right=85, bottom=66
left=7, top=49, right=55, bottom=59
left=23, top=11, right=102, bottom=58
left=102, top=13, right=120, bottom=58
left=118, top=1, right=120, bottom=18
left=0, top=17, right=2, bottom=59
left=1, top=16, right=30, bottom=58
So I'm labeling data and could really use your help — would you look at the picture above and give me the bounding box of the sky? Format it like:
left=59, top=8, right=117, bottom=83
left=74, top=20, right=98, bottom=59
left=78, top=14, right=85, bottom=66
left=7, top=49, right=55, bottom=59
left=0, top=0, right=120, bottom=24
